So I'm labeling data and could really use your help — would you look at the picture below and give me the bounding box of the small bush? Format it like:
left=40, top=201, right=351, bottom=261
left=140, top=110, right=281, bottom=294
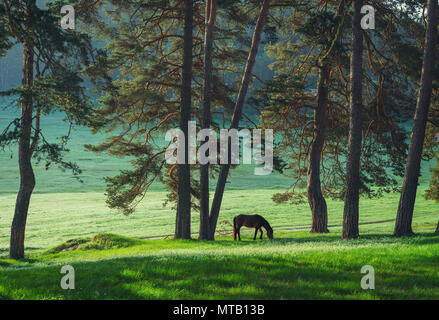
left=46, top=234, right=145, bottom=254
left=81, top=234, right=140, bottom=250
left=45, top=238, right=89, bottom=254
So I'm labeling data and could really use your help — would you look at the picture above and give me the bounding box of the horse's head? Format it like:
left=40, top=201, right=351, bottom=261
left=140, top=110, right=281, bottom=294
left=266, top=225, right=274, bottom=240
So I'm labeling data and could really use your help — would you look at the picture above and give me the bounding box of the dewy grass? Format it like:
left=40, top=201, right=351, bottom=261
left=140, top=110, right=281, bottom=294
left=0, top=187, right=437, bottom=251
left=0, top=231, right=438, bottom=299
left=0, top=109, right=438, bottom=299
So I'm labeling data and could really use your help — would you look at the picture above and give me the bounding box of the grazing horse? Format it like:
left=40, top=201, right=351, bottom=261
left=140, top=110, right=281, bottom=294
left=233, top=214, right=274, bottom=240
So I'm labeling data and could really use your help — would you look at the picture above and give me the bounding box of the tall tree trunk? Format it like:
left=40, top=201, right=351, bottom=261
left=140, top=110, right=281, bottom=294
left=342, top=0, right=363, bottom=240
left=435, top=220, right=439, bottom=235
left=10, top=0, right=36, bottom=259
left=208, top=0, right=271, bottom=240
left=175, top=0, right=193, bottom=240
left=308, top=64, right=329, bottom=233
left=199, top=0, right=217, bottom=240
left=394, top=0, right=438, bottom=237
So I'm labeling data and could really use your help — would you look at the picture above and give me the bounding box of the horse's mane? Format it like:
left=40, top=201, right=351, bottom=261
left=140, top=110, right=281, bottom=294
left=260, top=216, right=272, bottom=231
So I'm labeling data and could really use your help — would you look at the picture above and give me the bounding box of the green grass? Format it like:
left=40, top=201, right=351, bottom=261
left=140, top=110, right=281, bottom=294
left=1, top=104, right=439, bottom=300
left=0, top=232, right=438, bottom=299
left=1, top=187, right=437, bottom=252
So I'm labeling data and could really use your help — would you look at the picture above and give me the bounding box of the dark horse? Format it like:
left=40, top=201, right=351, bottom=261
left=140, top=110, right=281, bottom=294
left=233, top=214, right=274, bottom=240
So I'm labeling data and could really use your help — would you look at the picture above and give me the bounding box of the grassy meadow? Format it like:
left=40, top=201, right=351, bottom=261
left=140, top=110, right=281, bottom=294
left=0, top=232, right=438, bottom=299
left=0, top=103, right=438, bottom=299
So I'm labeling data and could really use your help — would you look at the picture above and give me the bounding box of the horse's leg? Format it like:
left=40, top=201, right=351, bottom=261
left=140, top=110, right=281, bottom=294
left=253, top=228, right=258, bottom=240
left=238, top=227, right=241, bottom=241
left=260, top=228, right=263, bottom=239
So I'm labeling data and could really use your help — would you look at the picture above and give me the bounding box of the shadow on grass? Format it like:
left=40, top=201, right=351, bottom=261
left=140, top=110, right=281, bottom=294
left=1, top=247, right=438, bottom=300
left=270, top=232, right=439, bottom=246
left=355, top=232, right=439, bottom=245
left=0, top=254, right=358, bottom=299
left=198, top=233, right=341, bottom=247
left=0, top=247, right=42, bottom=261
left=212, top=231, right=437, bottom=246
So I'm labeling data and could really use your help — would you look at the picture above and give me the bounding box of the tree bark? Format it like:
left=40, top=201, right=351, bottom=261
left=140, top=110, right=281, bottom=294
left=208, top=0, right=271, bottom=240
left=10, top=0, right=36, bottom=259
left=175, top=0, right=193, bottom=240
left=394, top=0, right=438, bottom=237
left=342, top=0, right=363, bottom=240
left=199, top=0, right=217, bottom=240
left=308, top=64, right=329, bottom=233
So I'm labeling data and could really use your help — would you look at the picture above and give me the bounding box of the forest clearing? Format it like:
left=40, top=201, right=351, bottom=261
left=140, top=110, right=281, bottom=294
left=1, top=0, right=438, bottom=302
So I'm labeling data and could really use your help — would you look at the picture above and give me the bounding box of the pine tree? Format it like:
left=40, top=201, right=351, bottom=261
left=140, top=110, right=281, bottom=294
left=308, top=62, right=330, bottom=233
left=1, top=0, right=97, bottom=259
left=175, top=0, right=194, bottom=240
left=83, top=0, right=261, bottom=239
left=394, top=0, right=438, bottom=237
left=208, top=0, right=271, bottom=240
left=199, top=0, right=217, bottom=240
left=256, top=0, right=416, bottom=235
left=423, top=84, right=439, bottom=235
left=342, top=0, right=364, bottom=240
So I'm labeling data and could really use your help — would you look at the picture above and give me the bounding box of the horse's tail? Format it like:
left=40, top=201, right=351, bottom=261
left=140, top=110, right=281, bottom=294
left=233, top=217, right=237, bottom=240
